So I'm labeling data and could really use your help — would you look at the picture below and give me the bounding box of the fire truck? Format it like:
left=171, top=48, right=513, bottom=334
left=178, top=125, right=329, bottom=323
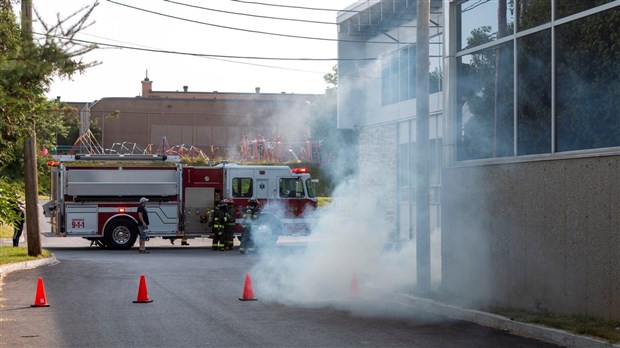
left=42, top=154, right=317, bottom=249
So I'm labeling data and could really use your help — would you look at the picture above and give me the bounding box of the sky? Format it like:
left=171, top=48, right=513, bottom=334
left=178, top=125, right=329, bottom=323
left=27, top=0, right=358, bottom=102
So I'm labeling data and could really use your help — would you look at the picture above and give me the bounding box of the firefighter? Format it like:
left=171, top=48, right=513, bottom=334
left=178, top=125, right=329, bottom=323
left=224, top=198, right=236, bottom=250
left=210, top=200, right=230, bottom=251
left=239, top=198, right=260, bottom=254
left=181, top=236, right=190, bottom=246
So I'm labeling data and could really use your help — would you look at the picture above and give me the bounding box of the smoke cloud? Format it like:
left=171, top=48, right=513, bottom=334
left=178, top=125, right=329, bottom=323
left=249, top=175, right=441, bottom=319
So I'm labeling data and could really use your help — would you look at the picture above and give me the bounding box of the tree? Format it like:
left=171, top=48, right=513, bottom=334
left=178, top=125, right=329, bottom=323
left=0, top=0, right=98, bottom=255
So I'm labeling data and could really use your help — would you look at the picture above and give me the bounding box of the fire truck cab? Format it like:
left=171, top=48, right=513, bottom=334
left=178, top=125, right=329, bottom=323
left=43, top=154, right=317, bottom=249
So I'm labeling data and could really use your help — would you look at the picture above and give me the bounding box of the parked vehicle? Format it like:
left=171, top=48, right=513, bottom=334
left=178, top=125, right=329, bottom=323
left=43, top=154, right=317, bottom=249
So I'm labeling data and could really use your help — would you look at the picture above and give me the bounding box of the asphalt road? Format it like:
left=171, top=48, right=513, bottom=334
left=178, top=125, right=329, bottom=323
left=0, top=236, right=562, bottom=348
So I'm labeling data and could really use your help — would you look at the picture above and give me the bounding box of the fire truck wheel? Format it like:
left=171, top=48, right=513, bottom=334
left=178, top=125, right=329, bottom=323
left=104, top=218, right=138, bottom=250
left=253, top=213, right=282, bottom=246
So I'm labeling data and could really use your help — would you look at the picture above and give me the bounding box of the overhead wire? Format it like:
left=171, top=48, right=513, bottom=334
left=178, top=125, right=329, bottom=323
left=164, top=0, right=417, bottom=29
left=163, top=0, right=335, bottom=25
left=229, top=0, right=351, bottom=12
left=228, top=0, right=442, bottom=15
left=106, top=0, right=415, bottom=45
left=65, top=31, right=330, bottom=73
left=33, top=32, right=377, bottom=61
left=38, top=1, right=440, bottom=81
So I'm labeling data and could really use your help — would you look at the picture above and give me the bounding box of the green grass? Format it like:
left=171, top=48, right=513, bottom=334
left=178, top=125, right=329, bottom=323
left=0, top=245, right=52, bottom=266
left=490, top=308, right=620, bottom=343
left=0, top=224, right=13, bottom=239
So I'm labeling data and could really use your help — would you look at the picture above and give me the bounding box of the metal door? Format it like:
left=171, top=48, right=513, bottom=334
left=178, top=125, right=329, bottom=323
left=184, top=187, right=214, bottom=233
left=255, top=178, right=270, bottom=199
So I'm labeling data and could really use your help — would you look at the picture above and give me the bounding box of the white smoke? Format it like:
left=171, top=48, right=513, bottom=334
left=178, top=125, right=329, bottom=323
left=249, top=178, right=425, bottom=317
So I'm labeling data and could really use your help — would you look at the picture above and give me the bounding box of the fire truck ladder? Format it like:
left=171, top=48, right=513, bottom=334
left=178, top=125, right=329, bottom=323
left=53, top=154, right=182, bottom=163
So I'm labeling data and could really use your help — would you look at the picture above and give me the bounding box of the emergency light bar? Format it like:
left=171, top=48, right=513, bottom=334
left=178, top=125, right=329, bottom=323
left=291, top=167, right=309, bottom=174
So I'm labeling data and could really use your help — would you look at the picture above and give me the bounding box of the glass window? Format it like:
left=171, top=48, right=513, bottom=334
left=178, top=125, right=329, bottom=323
left=516, top=0, right=551, bottom=31
left=305, top=179, right=316, bottom=198
left=457, top=41, right=514, bottom=160
left=517, top=29, right=551, bottom=155
left=458, top=0, right=514, bottom=51
left=556, top=0, right=615, bottom=19
left=381, top=54, right=400, bottom=105
left=381, top=57, right=390, bottom=105
left=430, top=36, right=443, bottom=94
left=399, top=48, right=410, bottom=102
left=390, top=54, right=399, bottom=104
left=232, top=177, right=253, bottom=198
left=555, top=6, right=620, bottom=151
left=382, top=46, right=419, bottom=105
left=279, top=178, right=304, bottom=198
left=408, top=46, right=417, bottom=99
left=382, top=43, right=443, bottom=105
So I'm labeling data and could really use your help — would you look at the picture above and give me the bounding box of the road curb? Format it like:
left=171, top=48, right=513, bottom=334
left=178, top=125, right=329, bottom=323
left=397, top=294, right=619, bottom=348
left=0, top=254, right=58, bottom=276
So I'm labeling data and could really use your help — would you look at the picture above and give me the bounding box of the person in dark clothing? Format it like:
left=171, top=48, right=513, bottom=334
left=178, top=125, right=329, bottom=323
left=239, top=198, right=260, bottom=254
left=210, top=200, right=230, bottom=251
left=12, top=201, right=25, bottom=247
left=137, top=197, right=150, bottom=254
left=224, top=198, right=236, bottom=250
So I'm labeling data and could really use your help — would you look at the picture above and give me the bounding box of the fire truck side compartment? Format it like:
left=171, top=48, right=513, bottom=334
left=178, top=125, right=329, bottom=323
left=66, top=205, right=98, bottom=235
left=66, top=168, right=178, bottom=197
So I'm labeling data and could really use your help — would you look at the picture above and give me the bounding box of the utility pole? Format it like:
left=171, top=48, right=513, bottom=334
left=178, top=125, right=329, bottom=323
left=415, top=0, right=431, bottom=293
left=21, top=0, right=42, bottom=256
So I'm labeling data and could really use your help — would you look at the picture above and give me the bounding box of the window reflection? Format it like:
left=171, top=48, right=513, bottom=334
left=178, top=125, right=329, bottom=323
left=556, top=0, right=615, bottom=19
left=517, top=29, right=551, bottom=155
left=458, top=0, right=514, bottom=51
left=516, top=0, right=551, bottom=31
left=457, top=42, right=514, bottom=160
left=555, top=7, right=620, bottom=151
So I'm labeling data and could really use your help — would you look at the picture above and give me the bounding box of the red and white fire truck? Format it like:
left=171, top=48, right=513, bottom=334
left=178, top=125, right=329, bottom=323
left=42, top=154, right=318, bottom=249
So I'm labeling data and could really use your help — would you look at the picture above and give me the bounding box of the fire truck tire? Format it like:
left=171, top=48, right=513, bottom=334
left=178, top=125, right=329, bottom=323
left=253, top=213, right=282, bottom=246
left=104, top=218, right=138, bottom=250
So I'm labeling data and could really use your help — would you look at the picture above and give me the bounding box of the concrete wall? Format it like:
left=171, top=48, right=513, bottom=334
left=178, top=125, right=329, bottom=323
left=358, top=124, right=398, bottom=231
left=85, top=96, right=316, bottom=157
left=441, top=154, right=620, bottom=320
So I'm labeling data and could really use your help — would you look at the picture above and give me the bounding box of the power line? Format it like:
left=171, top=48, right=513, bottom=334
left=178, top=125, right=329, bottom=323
left=165, top=0, right=417, bottom=29
left=33, top=32, right=378, bottom=61
left=229, top=0, right=442, bottom=15
left=229, top=0, right=377, bottom=13
left=106, top=0, right=415, bottom=45
left=164, top=0, right=335, bottom=25
left=72, top=31, right=335, bottom=73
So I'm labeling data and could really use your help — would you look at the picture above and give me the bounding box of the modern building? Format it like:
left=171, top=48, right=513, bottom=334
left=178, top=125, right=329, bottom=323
left=68, top=76, right=320, bottom=161
left=337, top=0, right=620, bottom=321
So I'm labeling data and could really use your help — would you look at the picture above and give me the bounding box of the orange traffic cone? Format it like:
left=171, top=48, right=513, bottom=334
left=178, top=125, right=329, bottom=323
left=349, top=273, right=359, bottom=298
left=133, top=274, right=153, bottom=303
left=31, top=277, right=50, bottom=307
left=239, top=272, right=257, bottom=301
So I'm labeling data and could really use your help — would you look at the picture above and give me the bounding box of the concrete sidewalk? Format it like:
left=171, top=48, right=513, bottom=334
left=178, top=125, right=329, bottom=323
left=0, top=250, right=58, bottom=275
left=393, top=293, right=619, bottom=348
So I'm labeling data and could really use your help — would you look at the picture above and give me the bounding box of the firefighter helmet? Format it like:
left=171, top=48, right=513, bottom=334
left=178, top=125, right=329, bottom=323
left=248, top=198, right=259, bottom=207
